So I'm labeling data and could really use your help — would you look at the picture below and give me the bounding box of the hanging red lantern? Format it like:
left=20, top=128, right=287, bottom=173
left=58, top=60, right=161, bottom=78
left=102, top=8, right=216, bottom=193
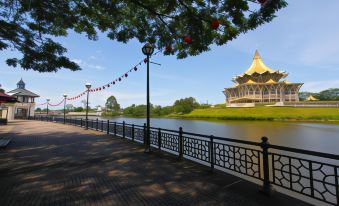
left=144, top=58, right=147, bottom=63
left=103, top=86, right=105, bottom=89
left=211, top=19, right=220, bottom=29
left=134, top=67, right=138, bottom=71
left=258, top=0, right=267, bottom=4
left=166, top=45, right=172, bottom=53
left=184, top=36, right=192, bottom=43
left=125, top=73, right=128, bottom=77
left=119, top=78, right=121, bottom=81
left=113, top=81, right=115, bottom=85
left=108, top=84, right=110, bottom=88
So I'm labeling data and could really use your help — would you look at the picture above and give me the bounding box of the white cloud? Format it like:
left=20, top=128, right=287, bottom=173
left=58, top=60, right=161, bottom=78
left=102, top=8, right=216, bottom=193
left=301, top=80, right=339, bottom=92
left=90, top=55, right=96, bottom=59
left=71, top=58, right=105, bottom=71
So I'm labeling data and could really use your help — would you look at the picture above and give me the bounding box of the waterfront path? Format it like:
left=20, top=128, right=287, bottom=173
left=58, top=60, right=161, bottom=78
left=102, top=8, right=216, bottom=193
left=0, top=120, right=309, bottom=206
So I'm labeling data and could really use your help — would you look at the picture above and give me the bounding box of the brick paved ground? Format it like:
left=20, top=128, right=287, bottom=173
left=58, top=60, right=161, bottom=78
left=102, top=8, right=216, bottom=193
left=0, top=120, right=309, bottom=206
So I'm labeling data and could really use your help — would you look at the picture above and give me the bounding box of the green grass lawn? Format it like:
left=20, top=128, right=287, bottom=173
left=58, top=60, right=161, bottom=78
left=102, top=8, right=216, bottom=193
left=179, top=107, right=339, bottom=121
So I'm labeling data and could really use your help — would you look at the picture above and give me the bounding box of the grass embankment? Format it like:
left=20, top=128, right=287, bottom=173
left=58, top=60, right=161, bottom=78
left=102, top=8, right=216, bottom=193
left=175, top=107, right=339, bottom=121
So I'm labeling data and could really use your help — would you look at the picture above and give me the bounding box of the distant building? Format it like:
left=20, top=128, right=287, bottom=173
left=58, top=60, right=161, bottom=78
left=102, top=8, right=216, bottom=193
left=3, top=79, right=39, bottom=120
left=223, top=51, right=303, bottom=104
left=306, top=95, right=319, bottom=101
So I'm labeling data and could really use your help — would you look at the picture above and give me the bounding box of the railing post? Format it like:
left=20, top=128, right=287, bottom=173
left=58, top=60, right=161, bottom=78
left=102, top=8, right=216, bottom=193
left=178, top=127, right=183, bottom=160
left=81, top=118, right=83, bottom=127
left=123, top=121, right=125, bottom=138
left=143, top=123, right=147, bottom=145
left=114, top=122, right=117, bottom=136
left=210, top=135, right=214, bottom=171
left=107, top=120, right=109, bottom=134
left=260, top=136, right=271, bottom=195
left=101, top=120, right=104, bottom=132
left=96, top=118, right=98, bottom=131
left=132, top=124, right=135, bottom=141
left=158, top=128, right=161, bottom=149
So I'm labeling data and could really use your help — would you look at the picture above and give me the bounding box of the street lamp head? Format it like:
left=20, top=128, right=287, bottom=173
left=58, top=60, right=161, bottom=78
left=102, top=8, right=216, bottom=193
left=46, top=98, right=50, bottom=102
left=85, top=83, right=91, bottom=89
left=63, top=94, right=68, bottom=98
left=142, top=43, right=154, bottom=56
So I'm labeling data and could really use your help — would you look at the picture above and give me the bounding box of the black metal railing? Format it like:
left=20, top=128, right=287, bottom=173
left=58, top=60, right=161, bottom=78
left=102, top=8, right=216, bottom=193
left=31, top=116, right=339, bottom=206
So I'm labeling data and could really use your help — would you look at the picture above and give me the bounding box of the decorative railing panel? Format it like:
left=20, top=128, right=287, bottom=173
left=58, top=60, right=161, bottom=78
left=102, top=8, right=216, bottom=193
left=150, top=130, right=158, bottom=146
left=125, top=126, right=132, bottom=139
left=214, top=142, right=261, bottom=179
left=271, top=153, right=339, bottom=205
left=183, top=136, right=210, bottom=163
left=161, top=132, right=179, bottom=153
left=116, top=125, right=123, bottom=137
left=134, top=127, right=144, bottom=143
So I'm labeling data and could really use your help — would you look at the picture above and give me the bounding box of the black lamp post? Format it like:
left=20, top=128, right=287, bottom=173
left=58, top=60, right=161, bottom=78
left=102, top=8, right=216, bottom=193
left=46, top=98, right=50, bottom=116
left=85, top=83, right=91, bottom=129
left=63, top=94, right=67, bottom=123
left=142, top=43, right=154, bottom=153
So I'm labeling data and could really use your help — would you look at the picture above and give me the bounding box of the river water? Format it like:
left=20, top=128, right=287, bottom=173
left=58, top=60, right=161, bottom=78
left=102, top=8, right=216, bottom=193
left=85, top=116, right=339, bottom=155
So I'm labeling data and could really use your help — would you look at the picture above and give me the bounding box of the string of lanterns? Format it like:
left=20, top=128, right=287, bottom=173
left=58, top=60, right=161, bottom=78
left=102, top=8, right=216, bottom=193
left=37, top=50, right=161, bottom=107
left=48, top=99, right=65, bottom=107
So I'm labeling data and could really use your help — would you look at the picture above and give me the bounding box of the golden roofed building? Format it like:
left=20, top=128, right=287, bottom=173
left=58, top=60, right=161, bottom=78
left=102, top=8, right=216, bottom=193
left=223, top=50, right=303, bottom=104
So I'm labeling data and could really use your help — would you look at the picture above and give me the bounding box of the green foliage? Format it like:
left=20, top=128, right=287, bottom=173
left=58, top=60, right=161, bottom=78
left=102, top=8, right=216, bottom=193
left=35, top=107, right=42, bottom=112
left=0, top=0, right=287, bottom=72
left=65, top=104, right=74, bottom=112
left=0, top=88, right=5, bottom=93
left=123, top=104, right=147, bottom=117
left=173, top=97, right=199, bottom=114
left=318, top=88, right=339, bottom=100
left=181, top=107, right=339, bottom=121
left=299, top=88, right=339, bottom=101
left=74, top=107, right=84, bottom=112
left=105, top=96, right=120, bottom=112
left=123, top=104, right=173, bottom=117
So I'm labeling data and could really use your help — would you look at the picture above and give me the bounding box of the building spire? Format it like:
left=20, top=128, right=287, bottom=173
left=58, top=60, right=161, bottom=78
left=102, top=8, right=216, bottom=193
left=17, top=78, right=25, bottom=89
left=253, top=50, right=261, bottom=59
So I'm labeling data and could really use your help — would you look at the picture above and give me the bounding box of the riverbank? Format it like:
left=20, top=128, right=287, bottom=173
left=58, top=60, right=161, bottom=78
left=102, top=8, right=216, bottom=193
left=173, top=107, right=339, bottom=122
left=66, top=107, right=339, bottom=123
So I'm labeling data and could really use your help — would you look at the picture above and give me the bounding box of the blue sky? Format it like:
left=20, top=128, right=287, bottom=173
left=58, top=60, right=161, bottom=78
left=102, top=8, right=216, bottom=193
left=1, top=0, right=339, bottom=109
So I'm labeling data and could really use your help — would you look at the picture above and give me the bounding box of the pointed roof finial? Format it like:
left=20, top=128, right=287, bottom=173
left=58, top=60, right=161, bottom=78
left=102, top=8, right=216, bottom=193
left=17, top=78, right=25, bottom=89
left=253, top=50, right=261, bottom=59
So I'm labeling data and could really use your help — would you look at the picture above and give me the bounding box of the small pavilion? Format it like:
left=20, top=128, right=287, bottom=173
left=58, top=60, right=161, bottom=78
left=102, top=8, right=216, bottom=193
left=2, top=79, right=39, bottom=120
left=306, top=95, right=319, bottom=101
left=223, top=51, right=303, bottom=104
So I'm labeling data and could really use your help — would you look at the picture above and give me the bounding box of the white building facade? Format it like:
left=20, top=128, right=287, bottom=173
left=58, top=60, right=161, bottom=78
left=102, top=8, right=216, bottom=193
left=2, top=79, right=39, bottom=120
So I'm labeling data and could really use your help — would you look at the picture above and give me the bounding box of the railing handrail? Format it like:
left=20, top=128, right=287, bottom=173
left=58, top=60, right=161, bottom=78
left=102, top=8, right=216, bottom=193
left=269, top=144, right=339, bottom=160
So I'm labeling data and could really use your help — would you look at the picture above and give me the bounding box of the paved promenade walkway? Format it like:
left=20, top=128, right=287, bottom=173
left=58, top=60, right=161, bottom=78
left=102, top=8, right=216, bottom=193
left=0, top=120, right=309, bottom=206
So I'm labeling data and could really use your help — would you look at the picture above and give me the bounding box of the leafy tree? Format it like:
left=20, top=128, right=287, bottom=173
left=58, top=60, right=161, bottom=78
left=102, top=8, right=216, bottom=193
left=65, top=104, right=74, bottom=111
left=173, top=97, right=199, bottom=114
left=299, top=88, right=339, bottom=101
left=105, top=96, right=120, bottom=112
left=123, top=104, right=136, bottom=115
left=81, top=100, right=89, bottom=108
left=35, top=107, right=41, bottom=112
left=1, top=0, right=287, bottom=72
left=74, top=107, right=84, bottom=112
left=318, top=88, right=339, bottom=101
left=0, top=88, right=4, bottom=93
